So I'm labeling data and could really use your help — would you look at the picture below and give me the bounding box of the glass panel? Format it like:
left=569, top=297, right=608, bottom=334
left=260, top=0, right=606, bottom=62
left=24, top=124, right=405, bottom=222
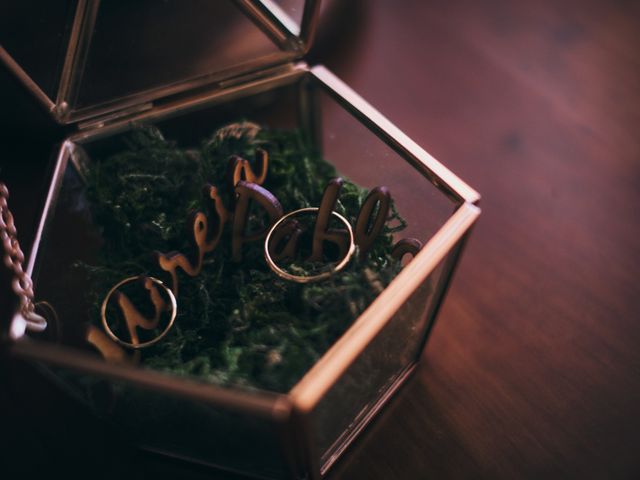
left=0, top=0, right=77, bottom=99
left=267, top=0, right=306, bottom=31
left=41, top=363, right=288, bottom=478
left=71, top=0, right=289, bottom=111
left=310, top=255, right=452, bottom=470
left=312, top=81, right=456, bottom=243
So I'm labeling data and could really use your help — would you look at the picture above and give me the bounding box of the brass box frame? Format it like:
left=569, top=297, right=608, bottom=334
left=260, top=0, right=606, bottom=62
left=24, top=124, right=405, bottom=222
left=2, top=2, right=480, bottom=478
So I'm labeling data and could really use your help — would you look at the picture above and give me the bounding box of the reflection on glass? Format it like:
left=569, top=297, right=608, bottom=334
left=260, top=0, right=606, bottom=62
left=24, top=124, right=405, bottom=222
left=74, top=0, right=289, bottom=109
left=311, top=261, right=447, bottom=469
left=0, top=0, right=77, bottom=99
left=50, top=366, right=287, bottom=478
left=266, top=0, right=306, bottom=31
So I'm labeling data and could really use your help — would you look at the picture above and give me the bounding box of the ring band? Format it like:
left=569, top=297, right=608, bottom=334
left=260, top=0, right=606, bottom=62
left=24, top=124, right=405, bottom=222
left=264, top=207, right=356, bottom=283
left=101, top=276, right=177, bottom=349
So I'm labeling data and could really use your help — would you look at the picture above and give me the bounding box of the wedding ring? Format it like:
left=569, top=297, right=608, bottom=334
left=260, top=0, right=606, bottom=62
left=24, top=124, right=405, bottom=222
left=101, top=276, right=177, bottom=349
left=264, top=207, right=356, bottom=283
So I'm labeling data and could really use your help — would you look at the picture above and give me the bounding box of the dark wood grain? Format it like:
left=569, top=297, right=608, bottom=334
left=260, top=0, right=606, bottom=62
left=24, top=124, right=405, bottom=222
left=1, top=0, right=639, bottom=478
left=321, top=0, right=640, bottom=478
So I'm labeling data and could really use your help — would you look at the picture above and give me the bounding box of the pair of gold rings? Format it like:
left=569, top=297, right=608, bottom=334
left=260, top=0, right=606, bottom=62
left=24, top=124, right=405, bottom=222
left=101, top=208, right=355, bottom=349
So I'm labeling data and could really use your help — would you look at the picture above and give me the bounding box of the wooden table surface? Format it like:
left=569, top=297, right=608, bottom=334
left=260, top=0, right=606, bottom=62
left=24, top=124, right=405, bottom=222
left=1, top=1, right=639, bottom=478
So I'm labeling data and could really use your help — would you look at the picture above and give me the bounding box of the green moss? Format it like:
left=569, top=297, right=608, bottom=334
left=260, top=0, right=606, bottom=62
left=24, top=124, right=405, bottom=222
left=76, top=122, right=406, bottom=392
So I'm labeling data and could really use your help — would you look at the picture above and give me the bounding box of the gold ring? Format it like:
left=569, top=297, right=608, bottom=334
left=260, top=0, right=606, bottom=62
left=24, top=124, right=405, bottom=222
left=101, top=276, right=177, bottom=349
left=264, top=207, right=356, bottom=283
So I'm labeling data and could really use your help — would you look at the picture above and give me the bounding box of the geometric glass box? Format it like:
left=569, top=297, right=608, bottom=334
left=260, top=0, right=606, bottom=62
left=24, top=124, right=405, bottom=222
left=1, top=1, right=480, bottom=478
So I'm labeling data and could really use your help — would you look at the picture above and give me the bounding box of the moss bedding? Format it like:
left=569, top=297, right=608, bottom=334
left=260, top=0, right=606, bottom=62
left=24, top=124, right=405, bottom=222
left=76, top=122, right=407, bottom=392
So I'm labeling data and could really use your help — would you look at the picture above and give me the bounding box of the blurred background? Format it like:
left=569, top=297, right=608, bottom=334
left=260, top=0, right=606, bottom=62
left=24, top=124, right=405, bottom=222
left=1, top=0, right=639, bottom=478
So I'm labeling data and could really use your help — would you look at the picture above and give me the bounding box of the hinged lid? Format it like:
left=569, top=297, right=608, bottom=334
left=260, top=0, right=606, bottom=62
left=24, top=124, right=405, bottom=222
left=0, top=0, right=320, bottom=125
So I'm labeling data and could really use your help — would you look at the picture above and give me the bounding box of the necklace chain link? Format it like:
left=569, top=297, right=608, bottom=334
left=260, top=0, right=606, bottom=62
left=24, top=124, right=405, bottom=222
left=0, top=182, right=47, bottom=332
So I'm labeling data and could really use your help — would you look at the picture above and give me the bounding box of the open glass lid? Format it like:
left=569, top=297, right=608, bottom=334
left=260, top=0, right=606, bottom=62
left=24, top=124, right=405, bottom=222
left=0, top=0, right=319, bottom=124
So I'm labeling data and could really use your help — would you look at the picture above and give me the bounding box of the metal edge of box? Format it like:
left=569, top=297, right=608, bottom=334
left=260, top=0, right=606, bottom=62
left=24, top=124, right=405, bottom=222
left=309, top=65, right=481, bottom=206
left=0, top=0, right=321, bottom=126
left=289, top=202, right=481, bottom=413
